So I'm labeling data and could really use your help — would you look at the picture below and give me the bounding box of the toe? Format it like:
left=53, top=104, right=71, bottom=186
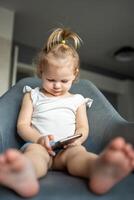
left=124, top=144, right=134, bottom=157
left=4, top=149, right=25, bottom=171
left=5, top=149, right=21, bottom=162
left=108, top=137, right=126, bottom=150
left=0, top=154, right=6, bottom=164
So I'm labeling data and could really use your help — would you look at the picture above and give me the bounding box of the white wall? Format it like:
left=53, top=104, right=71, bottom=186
left=0, top=7, right=14, bottom=95
left=80, top=69, right=134, bottom=121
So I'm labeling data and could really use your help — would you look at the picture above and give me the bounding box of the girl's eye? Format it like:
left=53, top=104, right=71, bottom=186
left=47, top=79, right=55, bottom=82
left=62, top=80, right=68, bottom=83
left=47, top=79, right=68, bottom=83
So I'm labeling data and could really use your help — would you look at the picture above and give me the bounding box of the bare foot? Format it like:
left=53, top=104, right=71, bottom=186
left=89, top=137, right=134, bottom=194
left=0, top=149, right=39, bottom=197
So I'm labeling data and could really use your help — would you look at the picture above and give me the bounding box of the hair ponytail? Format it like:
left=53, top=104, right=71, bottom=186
left=45, top=28, right=82, bottom=52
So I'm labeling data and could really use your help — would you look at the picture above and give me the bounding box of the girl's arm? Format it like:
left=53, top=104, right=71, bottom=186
left=17, top=93, right=42, bottom=143
left=75, top=103, right=89, bottom=144
left=17, top=93, right=56, bottom=156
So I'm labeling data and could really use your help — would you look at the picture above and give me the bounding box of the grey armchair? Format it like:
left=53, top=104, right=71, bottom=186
left=0, top=77, right=134, bottom=200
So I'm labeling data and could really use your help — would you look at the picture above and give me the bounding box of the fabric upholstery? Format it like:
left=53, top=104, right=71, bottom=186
left=0, top=77, right=134, bottom=200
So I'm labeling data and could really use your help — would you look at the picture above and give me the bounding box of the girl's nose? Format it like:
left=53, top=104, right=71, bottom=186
left=53, top=82, right=61, bottom=89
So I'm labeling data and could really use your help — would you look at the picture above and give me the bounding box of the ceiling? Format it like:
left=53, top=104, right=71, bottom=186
left=0, top=0, right=134, bottom=80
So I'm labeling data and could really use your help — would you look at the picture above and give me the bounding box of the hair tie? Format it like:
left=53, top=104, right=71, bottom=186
left=61, top=40, right=66, bottom=44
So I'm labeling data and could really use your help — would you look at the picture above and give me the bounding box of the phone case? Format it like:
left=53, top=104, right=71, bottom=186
left=50, top=134, right=82, bottom=150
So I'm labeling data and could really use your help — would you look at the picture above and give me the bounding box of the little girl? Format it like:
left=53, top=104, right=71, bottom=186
left=0, top=28, right=134, bottom=197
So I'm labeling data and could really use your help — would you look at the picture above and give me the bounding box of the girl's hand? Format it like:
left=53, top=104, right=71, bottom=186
left=37, top=135, right=56, bottom=156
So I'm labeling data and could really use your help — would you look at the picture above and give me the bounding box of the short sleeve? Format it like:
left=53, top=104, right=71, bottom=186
left=85, top=98, right=93, bottom=108
left=74, top=94, right=93, bottom=110
left=23, top=85, right=32, bottom=93
left=23, top=86, right=39, bottom=106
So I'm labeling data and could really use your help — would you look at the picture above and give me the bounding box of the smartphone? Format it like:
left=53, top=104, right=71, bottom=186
left=50, top=133, right=82, bottom=151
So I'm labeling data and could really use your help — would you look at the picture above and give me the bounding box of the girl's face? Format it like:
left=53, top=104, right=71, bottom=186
left=41, top=57, right=76, bottom=97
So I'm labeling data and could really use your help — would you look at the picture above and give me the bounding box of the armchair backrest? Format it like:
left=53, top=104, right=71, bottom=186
left=0, top=77, right=126, bottom=153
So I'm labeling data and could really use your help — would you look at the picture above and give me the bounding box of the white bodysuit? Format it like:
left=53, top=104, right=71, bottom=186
left=23, top=86, right=93, bottom=142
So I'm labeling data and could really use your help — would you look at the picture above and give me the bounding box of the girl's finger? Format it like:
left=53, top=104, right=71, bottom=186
left=48, top=134, right=55, bottom=141
left=45, top=136, right=51, bottom=149
left=48, top=149, right=56, bottom=157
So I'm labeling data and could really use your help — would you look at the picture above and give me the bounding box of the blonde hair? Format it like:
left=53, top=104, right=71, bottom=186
left=36, top=27, right=82, bottom=81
